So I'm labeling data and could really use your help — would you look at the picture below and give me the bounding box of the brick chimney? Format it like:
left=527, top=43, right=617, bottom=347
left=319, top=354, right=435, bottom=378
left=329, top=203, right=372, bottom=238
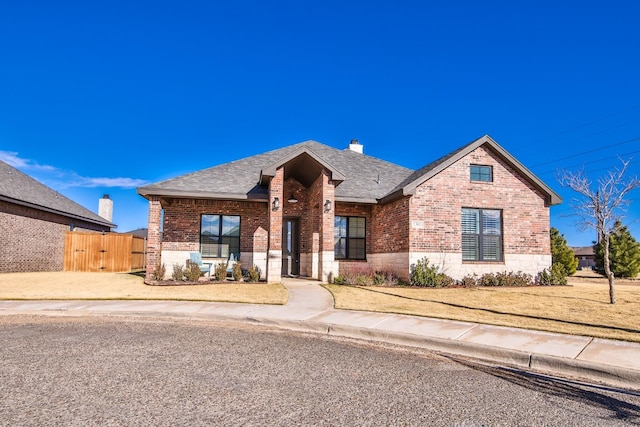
left=98, top=194, right=113, bottom=222
left=348, top=139, right=363, bottom=154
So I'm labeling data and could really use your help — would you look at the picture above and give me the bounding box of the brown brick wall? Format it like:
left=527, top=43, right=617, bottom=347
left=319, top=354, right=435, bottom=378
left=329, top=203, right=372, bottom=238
left=0, top=200, right=108, bottom=272
left=162, top=198, right=269, bottom=253
left=335, top=202, right=373, bottom=255
left=372, top=197, right=410, bottom=253
left=409, top=146, right=550, bottom=255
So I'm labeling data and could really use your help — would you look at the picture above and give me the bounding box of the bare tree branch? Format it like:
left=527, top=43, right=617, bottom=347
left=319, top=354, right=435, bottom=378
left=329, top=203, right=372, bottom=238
left=557, top=158, right=640, bottom=304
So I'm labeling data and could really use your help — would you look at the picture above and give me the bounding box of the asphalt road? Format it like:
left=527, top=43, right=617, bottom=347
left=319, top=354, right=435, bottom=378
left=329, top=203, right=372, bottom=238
left=1, top=315, right=639, bottom=426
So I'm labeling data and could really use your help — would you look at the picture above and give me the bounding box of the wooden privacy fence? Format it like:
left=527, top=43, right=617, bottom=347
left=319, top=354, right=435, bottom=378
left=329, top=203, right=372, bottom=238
left=64, top=232, right=146, bottom=272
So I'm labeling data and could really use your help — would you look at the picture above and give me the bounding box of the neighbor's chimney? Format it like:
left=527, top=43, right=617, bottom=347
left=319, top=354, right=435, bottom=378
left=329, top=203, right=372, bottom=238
left=348, top=139, right=363, bottom=154
left=98, top=194, right=113, bottom=222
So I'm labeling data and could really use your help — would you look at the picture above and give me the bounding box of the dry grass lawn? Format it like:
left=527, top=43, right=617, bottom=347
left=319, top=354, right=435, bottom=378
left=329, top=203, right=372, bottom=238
left=0, top=271, right=288, bottom=305
left=325, top=271, right=640, bottom=343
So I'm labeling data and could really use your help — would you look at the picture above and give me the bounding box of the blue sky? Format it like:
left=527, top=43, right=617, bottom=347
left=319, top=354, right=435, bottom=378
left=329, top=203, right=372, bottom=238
left=1, top=0, right=638, bottom=246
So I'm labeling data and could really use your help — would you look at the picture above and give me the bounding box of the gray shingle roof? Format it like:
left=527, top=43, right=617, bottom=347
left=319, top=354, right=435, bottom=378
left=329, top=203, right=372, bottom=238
left=137, top=136, right=562, bottom=206
left=137, top=140, right=415, bottom=203
left=0, top=160, right=115, bottom=228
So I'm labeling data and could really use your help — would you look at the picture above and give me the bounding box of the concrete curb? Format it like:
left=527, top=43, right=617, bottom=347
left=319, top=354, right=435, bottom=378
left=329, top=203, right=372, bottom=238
left=530, top=353, right=640, bottom=391
left=2, top=306, right=640, bottom=391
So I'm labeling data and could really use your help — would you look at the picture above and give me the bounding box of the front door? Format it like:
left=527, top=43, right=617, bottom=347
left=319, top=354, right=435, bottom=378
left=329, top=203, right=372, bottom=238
left=282, top=218, right=300, bottom=277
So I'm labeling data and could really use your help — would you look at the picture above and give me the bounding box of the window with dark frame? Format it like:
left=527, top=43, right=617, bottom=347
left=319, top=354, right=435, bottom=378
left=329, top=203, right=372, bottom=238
left=470, top=165, right=493, bottom=182
left=334, top=216, right=366, bottom=260
left=200, top=214, right=240, bottom=258
left=461, top=208, right=502, bottom=261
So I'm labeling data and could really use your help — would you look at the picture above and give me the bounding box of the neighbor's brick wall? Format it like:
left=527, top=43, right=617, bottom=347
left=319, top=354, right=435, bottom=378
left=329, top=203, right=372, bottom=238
left=409, top=145, right=551, bottom=256
left=0, top=200, right=108, bottom=272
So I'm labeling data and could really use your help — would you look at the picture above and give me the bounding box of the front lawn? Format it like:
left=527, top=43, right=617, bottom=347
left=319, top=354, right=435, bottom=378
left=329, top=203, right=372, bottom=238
left=0, top=272, right=288, bottom=305
left=324, top=274, right=640, bottom=342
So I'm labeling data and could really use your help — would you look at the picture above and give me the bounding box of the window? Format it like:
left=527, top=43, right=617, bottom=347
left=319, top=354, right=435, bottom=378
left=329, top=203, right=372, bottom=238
left=470, top=165, right=492, bottom=182
left=200, top=214, right=240, bottom=258
left=461, top=208, right=502, bottom=261
left=334, top=216, right=366, bottom=260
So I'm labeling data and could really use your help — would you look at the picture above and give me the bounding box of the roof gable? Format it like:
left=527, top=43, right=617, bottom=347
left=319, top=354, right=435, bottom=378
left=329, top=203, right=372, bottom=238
left=138, top=140, right=414, bottom=203
left=138, top=136, right=561, bottom=207
left=382, top=135, right=562, bottom=206
left=0, top=160, right=115, bottom=228
left=259, top=145, right=346, bottom=187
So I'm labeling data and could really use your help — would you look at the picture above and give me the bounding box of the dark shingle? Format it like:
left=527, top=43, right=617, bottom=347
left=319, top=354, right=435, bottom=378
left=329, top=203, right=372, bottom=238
left=138, top=140, right=414, bottom=203
left=0, top=160, right=114, bottom=228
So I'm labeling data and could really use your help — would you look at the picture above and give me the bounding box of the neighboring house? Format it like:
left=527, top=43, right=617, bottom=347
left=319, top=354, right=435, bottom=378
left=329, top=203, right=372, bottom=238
left=572, top=246, right=596, bottom=270
left=124, top=228, right=148, bottom=239
left=0, top=160, right=114, bottom=272
left=137, top=135, right=561, bottom=283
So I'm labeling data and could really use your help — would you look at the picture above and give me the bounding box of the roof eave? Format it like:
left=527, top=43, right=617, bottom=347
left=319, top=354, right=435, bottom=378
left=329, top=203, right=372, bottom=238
left=335, top=196, right=380, bottom=204
left=0, top=195, right=115, bottom=229
left=137, top=188, right=268, bottom=202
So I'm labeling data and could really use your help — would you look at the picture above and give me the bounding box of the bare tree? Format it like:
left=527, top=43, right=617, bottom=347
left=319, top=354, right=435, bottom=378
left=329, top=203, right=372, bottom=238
left=558, top=159, right=640, bottom=304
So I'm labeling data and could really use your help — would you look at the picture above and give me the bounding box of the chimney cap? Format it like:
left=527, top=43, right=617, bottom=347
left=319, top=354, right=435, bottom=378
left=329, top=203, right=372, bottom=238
left=348, top=139, right=363, bottom=154
left=102, top=194, right=110, bottom=199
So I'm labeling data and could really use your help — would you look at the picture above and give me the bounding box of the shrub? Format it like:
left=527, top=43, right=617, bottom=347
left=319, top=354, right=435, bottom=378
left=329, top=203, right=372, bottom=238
left=247, top=265, right=261, bottom=282
left=551, top=227, right=578, bottom=275
left=152, top=263, right=166, bottom=281
left=477, top=273, right=498, bottom=287
left=374, top=271, right=399, bottom=286
left=232, top=262, right=243, bottom=281
left=536, top=263, right=568, bottom=286
left=477, top=271, right=534, bottom=287
left=185, top=261, right=202, bottom=282
left=459, top=274, right=478, bottom=288
left=409, top=257, right=453, bottom=288
left=215, top=262, right=228, bottom=282
left=172, top=264, right=184, bottom=281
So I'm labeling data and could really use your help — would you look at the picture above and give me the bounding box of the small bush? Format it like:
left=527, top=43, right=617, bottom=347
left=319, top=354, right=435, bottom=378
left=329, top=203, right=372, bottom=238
left=459, top=274, right=478, bottom=287
left=185, top=261, right=202, bottom=282
left=410, top=257, right=453, bottom=288
left=215, top=262, right=228, bottom=282
left=374, top=271, right=399, bottom=286
left=536, top=263, right=568, bottom=286
left=232, top=262, right=243, bottom=281
left=152, top=263, right=166, bottom=281
left=477, top=271, right=534, bottom=287
left=172, top=264, right=184, bottom=281
left=247, top=265, right=261, bottom=282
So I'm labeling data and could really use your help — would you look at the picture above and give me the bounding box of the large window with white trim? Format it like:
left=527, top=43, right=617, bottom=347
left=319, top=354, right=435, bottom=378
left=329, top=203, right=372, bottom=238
left=200, top=214, right=240, bottom=258
left=461, top=208, right=502, bottom=261
left=334, top=216, right=366, bottom=260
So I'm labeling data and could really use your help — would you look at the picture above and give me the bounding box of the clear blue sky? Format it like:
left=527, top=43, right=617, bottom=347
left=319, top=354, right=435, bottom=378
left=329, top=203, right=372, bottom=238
left=1, top=0, right=639, bottom=246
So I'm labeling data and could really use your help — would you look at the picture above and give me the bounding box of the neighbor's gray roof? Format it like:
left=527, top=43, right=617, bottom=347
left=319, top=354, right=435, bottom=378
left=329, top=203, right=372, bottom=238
left=137, top=136, right=562, bottom=206
left=0, top=160, right=115, bottom=228
left=137, top=140, right=414, bottom=203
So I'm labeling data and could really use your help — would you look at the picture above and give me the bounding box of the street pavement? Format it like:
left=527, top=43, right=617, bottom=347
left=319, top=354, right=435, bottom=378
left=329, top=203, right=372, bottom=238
left=1, top=277, right=639, bottom=391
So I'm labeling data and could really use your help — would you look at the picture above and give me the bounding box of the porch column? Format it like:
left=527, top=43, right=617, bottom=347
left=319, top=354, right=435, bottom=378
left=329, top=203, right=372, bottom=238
left=145, top=196, right=163, bottom=282
left=267, top=168, right=284, bottom=283
left=319, top=170, right=337, bottom=282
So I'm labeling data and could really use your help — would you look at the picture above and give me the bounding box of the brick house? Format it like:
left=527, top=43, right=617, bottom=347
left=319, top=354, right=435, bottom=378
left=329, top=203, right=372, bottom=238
left=137, top=135, right=561, bottom=283
left=0, top=160, right=114, bottom=272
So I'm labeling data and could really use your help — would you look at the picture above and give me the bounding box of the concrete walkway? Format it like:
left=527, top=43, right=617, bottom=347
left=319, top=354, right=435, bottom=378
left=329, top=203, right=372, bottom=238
left=1, top=278, right=639, bottom=391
